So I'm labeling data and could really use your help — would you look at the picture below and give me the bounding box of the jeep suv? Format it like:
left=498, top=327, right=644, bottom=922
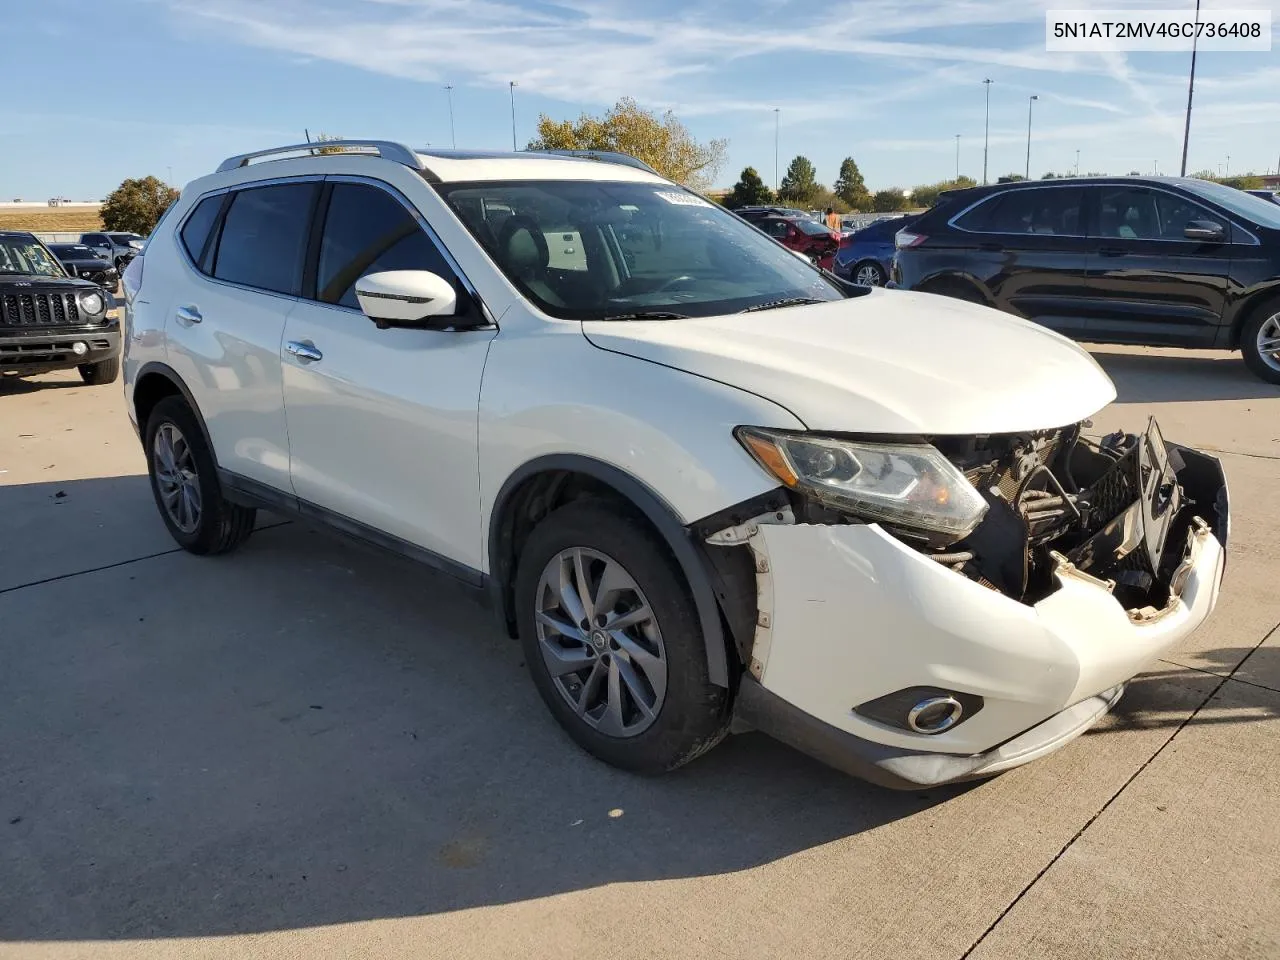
left=122, top=142, right=1228, bottom=788
left=0, top=230, right=119, bottom=383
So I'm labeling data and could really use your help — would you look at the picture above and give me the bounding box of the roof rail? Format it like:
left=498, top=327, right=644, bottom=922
left=215, top=140, right=423, bottom=174
left=530, top=149, right=661, bottom=176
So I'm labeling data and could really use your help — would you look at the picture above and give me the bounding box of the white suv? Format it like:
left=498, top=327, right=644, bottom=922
left=122, top=142, right=1229, bottom=788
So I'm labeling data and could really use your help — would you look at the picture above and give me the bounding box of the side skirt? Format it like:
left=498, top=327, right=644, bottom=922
left=218, top=469, right=490, bottom=605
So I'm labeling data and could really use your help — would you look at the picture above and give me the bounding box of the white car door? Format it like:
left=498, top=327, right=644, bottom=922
left=280, top=178, right=497, bottom=573
left=165, top=181, right=319, bottom=492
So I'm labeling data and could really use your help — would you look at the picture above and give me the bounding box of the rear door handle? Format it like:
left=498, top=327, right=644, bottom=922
left=286, top=340, right=323, bottom=363
left=174, top=304, right=202, bottom=325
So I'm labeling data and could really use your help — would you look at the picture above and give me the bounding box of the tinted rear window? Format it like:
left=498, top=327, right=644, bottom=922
left=212, top=183, right=316, bottom=295
left=955, top=187, right=1084, bottom=236
left=180, top=195, right=223, bottom=267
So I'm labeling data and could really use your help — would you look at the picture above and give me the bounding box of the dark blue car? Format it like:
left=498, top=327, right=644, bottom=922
left=833, top=215, right=915, bottom=286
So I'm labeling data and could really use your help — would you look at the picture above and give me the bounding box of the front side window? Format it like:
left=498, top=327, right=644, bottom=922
left=316, top=182, right=455, bottom=308
left=439, top=180, right=845, bottom=319
left=957, top=188, right=1084, bottom=236
left=212, top=182, right=316, bottom=295
left=1097, top=186, right=1222, bottom=240
left=0, top=237, right=66, bottom=278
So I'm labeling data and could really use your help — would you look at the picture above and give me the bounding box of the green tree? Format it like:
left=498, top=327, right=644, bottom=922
left=1041, top=172, right=1058, bottom=180
left=1128, top=170, right=1143, bottom=176
left=527, top=97, right=727, bottom=190
left=905, top=176, right=977, bottom=209
left=100, top=176, right=179, bottom=235
left=872, top=188, right=908, bottom=212
left=833, top=157, right=871, bottom=210
left=996, top=174, right=1027, bottom=183
left=724, top=166, right=773, bottom=208
left=777, top=155, right=822, bottom=205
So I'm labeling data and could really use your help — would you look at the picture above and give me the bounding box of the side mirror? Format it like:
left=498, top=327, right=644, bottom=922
left=355, top=270, right=458, bottom=329
left=1184, top=220, right=1225, bottom=242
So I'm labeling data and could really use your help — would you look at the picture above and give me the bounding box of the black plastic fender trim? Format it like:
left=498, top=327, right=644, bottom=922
left=488, top=454, right=732, bottom=688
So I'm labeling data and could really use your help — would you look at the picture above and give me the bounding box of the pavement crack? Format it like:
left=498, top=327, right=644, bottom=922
left=958, top=620, right=1278, bottom=959
left=0, top=521, right=292, bottom=595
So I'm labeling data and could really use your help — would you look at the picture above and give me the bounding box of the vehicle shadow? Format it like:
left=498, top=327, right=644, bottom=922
left=0, top=476, right=1267, bottom=942
left=1087, top=345, right=1280, bottom=403
left=0, top=375, right=85, bottom=395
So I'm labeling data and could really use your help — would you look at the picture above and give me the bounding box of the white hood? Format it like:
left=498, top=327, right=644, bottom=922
left=582, top=289, right=1116, bottom=435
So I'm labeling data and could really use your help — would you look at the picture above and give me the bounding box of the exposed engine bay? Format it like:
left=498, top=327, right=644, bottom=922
left=915, top=418, right=1229, bottom=612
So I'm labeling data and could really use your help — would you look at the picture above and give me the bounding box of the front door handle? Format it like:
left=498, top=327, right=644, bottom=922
left=286, top=340, right=323, bottom=363
left=175, top=304, right=202, bottom=325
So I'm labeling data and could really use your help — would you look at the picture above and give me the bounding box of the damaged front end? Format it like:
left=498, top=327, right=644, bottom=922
left=926, top=418, right=1229, bottom=615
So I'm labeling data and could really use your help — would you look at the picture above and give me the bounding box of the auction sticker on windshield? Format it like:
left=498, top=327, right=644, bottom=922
left=655, top=191, right=713, bottom=206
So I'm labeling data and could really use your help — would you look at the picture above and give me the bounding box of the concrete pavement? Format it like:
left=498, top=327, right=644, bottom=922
left=1, top=345, right=1277, bottom=960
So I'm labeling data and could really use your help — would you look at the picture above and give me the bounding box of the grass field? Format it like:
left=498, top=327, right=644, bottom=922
left=0, top=207, right=103, bottom=232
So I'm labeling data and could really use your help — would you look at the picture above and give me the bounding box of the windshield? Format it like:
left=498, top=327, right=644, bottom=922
left=439, top=180, right=845, bottom=319
left=0, top=237, right=66, bottom=278
left=50, top=244, right=96, bottom=258
left=1178, top=179, right=1280, bottom=230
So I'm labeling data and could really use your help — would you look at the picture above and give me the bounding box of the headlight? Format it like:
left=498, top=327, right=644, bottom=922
left=79, top=291, right=105, bottom=316
left=735, top=427, right=989, bottom=537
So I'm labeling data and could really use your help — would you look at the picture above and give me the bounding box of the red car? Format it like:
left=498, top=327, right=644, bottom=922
left=753, top=215, right=840, bottom=270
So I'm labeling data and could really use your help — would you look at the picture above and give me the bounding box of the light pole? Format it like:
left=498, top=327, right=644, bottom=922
left=508, top=81, right=518, bottom=151
left=1075, top=149, right=1080, bottom=176
left=955, top=134, right=960, bottom=180
left=773, top=108, right=780, bottom=192
left=1180, top=0, right=1201, bottom=176
left=982, top=78, right=993, bottom=185
left=444, top=84, right=456, bottom=149
left=1225, top=154, right=1231, bottom=178
left=1025, top=95, right=1038, bottom=180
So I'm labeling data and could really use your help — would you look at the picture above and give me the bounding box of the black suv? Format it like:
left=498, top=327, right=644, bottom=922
left=893, top=176, right=1280, bottom=383
left=0, top=231, right=120, bottom=384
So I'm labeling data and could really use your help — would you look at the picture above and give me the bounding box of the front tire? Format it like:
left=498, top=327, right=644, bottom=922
left=144, top=396, right=256, bottom=555
left=1240, top=301, right=1280, bottom=385
left=515, top=501, right=731, bottom=773
left=78, top=356, right=120, bottom=385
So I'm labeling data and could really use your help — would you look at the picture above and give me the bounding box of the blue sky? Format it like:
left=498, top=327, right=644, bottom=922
left=5, top=0, right=1278, bottom=198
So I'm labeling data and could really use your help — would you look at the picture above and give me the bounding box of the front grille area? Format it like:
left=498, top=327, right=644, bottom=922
left=1, top=292, right=82, bottom=327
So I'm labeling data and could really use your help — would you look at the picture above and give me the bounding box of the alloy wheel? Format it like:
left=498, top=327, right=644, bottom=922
left=1258, top=313, right=1280, bottom=373
left=534, top=547, right=667, bottom=737
left=855, top=264, right=884, bottom=287
left=153, top=422, right=202, bottom=534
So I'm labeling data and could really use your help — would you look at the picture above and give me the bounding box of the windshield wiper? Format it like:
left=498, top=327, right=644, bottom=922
left=599, top=311, right=690, bottom=321
left=738, top=297, right=826, bottom=313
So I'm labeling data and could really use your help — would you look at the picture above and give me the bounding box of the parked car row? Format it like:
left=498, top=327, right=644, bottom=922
left=892, top=175, right=1280, bottom=383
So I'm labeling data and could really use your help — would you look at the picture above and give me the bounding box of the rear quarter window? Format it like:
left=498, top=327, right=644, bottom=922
left=179, top=195, right=223, bottom=268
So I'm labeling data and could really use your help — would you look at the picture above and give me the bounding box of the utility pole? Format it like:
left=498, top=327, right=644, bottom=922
left=304, top=128, right=311, bottom=143
left=982, top=79, right=993, bottom=185
left=955, top=134, right=961, bottom=180
left=508, top=81, right=518, bottom=151
left=773, top=108, right=780, bottom=192
left=444, top=84, right=456, bottom=149
left=1180, top=0, right=1201, bottom=176
left=1225, top=154, right=1230, bottom=178
left=1025, top=95, right=1038, bottom=179
left=1075, top=149, right=1080, bottom=176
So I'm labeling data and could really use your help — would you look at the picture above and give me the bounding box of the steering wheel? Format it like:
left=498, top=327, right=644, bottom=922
left=654, top=275, right=696, bottom=293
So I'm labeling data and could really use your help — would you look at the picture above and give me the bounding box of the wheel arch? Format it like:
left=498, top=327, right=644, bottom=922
left=487, top=454, right=734, bottom=688
left=132, top=362, right=216, bottom=460
left=1228, top=286, right=1280, bottom=348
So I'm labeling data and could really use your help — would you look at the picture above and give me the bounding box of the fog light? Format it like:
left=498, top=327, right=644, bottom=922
left=907, top=696, right=963, bottom=734
left=72, top=341, right=88, bottom=356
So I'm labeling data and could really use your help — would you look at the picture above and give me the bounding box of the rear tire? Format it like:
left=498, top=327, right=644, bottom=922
left=853, top=260, right=887, bottom=287
left=78, top=356, right=120, bottom=385
left=144, top=396, right=256, bottom=555
left=514, top=500, right=731, bottom=773
left=1240, top=300, right=1280, bottom=385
